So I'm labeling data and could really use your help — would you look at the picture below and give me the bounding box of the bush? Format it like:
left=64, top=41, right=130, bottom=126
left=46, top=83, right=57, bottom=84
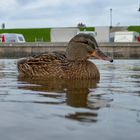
left=127, top=26, right=140, bottom=33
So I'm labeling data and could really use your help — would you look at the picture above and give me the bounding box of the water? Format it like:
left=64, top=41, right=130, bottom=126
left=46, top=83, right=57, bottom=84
left=0, top=59, right=140, bottom=140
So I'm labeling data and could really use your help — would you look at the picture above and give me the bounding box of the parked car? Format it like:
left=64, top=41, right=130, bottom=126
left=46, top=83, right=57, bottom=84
left=0, top=33, right=25, bottom=43
left=110, top=31, right=139, bottom=42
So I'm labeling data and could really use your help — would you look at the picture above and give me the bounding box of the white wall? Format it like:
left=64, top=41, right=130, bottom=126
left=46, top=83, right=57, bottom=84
left=51, top=28, right=80, bottom=42
left=95, top=26, right=110, bottom=42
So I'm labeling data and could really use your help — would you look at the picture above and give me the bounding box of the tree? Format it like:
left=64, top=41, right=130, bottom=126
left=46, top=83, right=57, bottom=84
left=77, top=22, right=86, bottom=28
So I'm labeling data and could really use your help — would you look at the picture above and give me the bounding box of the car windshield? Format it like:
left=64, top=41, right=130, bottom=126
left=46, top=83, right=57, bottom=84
left=18, top=36, right=24, bottom=41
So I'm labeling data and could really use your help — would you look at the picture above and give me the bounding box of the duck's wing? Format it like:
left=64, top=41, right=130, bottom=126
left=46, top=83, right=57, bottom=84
left=17, top=51, right=67, bottom=78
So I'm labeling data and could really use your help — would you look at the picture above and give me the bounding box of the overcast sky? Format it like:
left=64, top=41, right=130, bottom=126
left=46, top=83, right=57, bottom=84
left=0, top=0, right=140, bottom=29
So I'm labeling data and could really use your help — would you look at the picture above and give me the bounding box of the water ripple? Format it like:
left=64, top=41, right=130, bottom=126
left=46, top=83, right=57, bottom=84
left=0, top=59, right=140, bottom=140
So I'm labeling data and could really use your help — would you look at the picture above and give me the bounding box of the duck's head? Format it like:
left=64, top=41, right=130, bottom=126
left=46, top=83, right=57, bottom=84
left=66, top=33, right=113, bottom=62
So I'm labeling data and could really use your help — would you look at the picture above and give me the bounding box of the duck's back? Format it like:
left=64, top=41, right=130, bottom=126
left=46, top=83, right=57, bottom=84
left=17, top=52, right=66, bottom=78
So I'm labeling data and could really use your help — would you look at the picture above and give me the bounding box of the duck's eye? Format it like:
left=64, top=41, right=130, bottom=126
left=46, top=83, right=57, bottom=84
left=82, top=40, right=89, bottom=45
left=74, top=40, right=89, bottom=45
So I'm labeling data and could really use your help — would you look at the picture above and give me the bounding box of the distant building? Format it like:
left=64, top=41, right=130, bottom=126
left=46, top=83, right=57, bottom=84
left=95, top=26, right=110, bottom=42
left=51, top=26, right=132, bottom=43
left=51, top=27, right=80, bottom=42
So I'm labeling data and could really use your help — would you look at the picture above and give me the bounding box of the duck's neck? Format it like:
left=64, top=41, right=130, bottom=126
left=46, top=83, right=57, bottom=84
left=65, top=60, right=100, bottom=79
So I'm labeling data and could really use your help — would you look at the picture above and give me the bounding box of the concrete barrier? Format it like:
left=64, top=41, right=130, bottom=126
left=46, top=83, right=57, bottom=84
left=0, top=42, right=67, bottom=58
left=98, top=42, right=140, bottom=59
left=0, top=42, right=140, bottom=59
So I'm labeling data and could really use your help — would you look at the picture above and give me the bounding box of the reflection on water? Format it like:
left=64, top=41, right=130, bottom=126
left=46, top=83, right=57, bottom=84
left=0, top=59, right=140, bottom=140
left=18, top=78, right=99, bottom=108
left=18, top=77, right=101, bottom=122
left=65, top=112, right=98, bottom=123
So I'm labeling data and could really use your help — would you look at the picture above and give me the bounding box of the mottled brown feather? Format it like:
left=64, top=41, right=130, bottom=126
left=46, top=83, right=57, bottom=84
left=17, top=51, right=100, bottom=79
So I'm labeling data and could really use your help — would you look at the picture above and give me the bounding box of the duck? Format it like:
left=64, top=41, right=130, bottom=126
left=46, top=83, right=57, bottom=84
left=17, top=33, right=113, bottom=79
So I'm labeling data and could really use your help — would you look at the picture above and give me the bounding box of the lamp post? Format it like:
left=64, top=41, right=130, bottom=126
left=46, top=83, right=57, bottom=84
left=138, top=4, right=140, bottom=24
left=110, top=8, right=112, bottom=28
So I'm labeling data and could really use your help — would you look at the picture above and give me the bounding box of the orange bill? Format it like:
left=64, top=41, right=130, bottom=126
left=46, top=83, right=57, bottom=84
left=90, top=49, right=113, bottom=62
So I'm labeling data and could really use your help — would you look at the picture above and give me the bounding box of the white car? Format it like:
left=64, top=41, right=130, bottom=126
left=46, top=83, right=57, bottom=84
left=0, top=33, right=25, bottom=43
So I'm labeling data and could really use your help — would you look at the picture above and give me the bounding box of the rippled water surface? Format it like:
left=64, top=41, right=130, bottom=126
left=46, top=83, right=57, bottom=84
left=0, top=59, right=140, bottom=140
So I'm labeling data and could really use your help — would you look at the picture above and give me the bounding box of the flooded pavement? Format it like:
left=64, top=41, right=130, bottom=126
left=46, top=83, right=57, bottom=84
left=0, top=59, right=140, bottom=140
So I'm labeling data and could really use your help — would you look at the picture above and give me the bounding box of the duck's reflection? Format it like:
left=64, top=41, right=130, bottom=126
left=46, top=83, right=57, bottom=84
left=65, top=79, right=98, bottom=108
left=65, top=112, right=98, bottom=123
left=18, top=77, right=98, bottom=107
left=18, top=77, right=100, bottom=122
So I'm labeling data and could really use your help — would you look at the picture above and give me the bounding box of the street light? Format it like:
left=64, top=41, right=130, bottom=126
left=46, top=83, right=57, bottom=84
left=138, top=4, right=140, bottom=24
left=138, top=4, right=140, bottom=12
left=110, top=8, right=112, bottom=28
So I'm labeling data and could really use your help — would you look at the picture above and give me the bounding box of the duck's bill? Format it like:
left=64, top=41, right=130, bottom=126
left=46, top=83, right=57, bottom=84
left=90, top=49, right=113, bottom=62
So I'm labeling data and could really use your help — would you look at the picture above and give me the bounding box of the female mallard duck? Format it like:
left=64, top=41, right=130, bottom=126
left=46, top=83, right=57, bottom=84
left=17, top=33, right=113, bottom=79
